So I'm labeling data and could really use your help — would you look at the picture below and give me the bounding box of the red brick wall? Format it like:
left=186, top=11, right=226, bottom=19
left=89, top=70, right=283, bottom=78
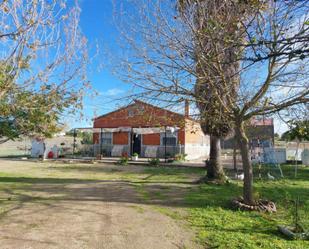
left=142, top=129, right=185, bottom=145
left=143, top=134, right=160, bottom=145
left=113, top=132, right=129, bottom=145
left=95, top=130, right=185, bottom=146
left=93, top=101, right=191, bottom=146
left=93, top=101, right=185, bottom=129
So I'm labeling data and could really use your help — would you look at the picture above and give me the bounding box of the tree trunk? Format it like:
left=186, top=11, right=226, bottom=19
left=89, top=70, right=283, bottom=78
left=233, top=139, right=237, bottom=173
left=207, top=135, right=225, bottom=179
left=235, top=121, right=254, bottom=205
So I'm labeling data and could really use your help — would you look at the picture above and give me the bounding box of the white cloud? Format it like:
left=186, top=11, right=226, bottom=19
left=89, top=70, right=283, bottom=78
left=104, top=88, right=125, bottom=96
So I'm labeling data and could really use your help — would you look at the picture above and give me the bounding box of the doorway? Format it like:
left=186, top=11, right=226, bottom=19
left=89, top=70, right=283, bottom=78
left=132, top=134, right=141, bottom=155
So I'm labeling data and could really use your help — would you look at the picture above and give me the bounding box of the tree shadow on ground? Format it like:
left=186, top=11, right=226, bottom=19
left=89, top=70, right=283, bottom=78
left=0, top=176, right=103, bottom=184
left=0, top=163, right=308, bottom=224
left=0, top=176, right=238, bottom=209
left=50, top=164, right=206, bottom=176
left=0, top=175, right=308, bottom=209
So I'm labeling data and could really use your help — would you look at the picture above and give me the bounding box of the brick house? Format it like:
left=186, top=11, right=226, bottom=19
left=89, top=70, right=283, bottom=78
left=93, top=100, right=210, bottom=160
left=221, top=117, right=275, bottom=149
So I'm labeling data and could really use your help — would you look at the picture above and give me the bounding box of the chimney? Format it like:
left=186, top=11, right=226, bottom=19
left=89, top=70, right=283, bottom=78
left=185, top=100, right=189, bottom=118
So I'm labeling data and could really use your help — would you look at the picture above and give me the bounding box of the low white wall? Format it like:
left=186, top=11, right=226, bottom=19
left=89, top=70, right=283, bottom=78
left=111, top=145, right=128, bottom=157
left=31, top=140, right=45, bottom=158
left=274, top=148, right=287, bottom=164
left=302, top=149, right=309, bottom=165
left=185, top=143, right=210, bottom=161
left=141, top=145, right=184, bottom=158
left=263, top=148, right=287, bottom=164
left=143, top=146, right=158, bottom=158
left=286, top=148, right=303, bottom=161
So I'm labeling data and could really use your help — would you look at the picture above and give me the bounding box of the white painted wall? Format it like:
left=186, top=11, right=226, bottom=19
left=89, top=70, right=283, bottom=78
left=185, top=143, right=210, bottom=160
left=111, top=145, right=126, bottom=157
left=301, top=149, right=309, bottom=165
left=31, top=140, right=45, bottom=158
left=143, top=146, right=158, bottom=158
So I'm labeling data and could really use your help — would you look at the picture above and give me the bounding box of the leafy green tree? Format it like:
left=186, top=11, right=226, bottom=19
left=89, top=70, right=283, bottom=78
left=0, top=1, right=88, bottom=143
left=282, top=121, right=309, bottom=142
left=81, top=132, right=93, bottom=145
left=274, top=133, right=280, bottom=139
left=0, top=77, right=77, bottom=143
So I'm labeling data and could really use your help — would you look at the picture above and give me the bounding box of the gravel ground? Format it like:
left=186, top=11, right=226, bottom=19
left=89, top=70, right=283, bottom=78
left=0, top=159, right=201, bottom=249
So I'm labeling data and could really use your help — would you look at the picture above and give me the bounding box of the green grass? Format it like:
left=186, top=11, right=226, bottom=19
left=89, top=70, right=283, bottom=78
left=121, top=164, right=309, bottom=248
left=0, top=160, right=308, bottom=248
left=151, top=206, right=182, bottom=220
left=132, top=183, right=151, bottom=201
left=184, top=165, right=309, bottom=249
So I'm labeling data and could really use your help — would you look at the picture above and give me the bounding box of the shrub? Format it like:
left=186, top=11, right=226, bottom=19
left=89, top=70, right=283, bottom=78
left=122, top=152, right=129, bottom=158
left=132, top=152, right=139, bottom=157
left=174, top=153, right=187, bottom=162
left=117, top=156, right=129, bottom=166
left=148, top=158, right=160, bottom=166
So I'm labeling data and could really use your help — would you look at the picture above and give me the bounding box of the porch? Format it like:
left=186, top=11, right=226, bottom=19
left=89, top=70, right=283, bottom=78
left=78, top=127, right=185, bottom=159
left=92, top=144, right=185, bottom=158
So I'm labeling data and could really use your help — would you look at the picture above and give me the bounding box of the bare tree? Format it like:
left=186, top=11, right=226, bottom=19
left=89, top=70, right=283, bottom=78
left=0, top=0, right=88, bottom=143
left=177, top=0, right=264, bottom=180
left=112, top=0, right=309, bottom=205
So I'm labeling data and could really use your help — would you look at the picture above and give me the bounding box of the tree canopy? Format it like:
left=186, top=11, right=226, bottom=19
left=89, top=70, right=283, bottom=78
left=0, top=0, right=88, bottom=143
left=281, top=120, right=309, bottom=142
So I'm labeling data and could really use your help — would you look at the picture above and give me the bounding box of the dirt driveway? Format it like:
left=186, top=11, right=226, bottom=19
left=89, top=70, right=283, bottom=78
left=0, top=159, right=201, bottom=249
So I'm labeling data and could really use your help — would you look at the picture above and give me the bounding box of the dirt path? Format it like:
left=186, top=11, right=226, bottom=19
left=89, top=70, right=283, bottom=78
left=0, top=160, right=201, bottom=249
left=0, top=200, right=198, bottom=249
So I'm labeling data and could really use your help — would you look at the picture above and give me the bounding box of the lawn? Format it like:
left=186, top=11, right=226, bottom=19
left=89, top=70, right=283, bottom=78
left=0, top=159, right=308, bottom=249
left=185, top=165, right=309, bottom=249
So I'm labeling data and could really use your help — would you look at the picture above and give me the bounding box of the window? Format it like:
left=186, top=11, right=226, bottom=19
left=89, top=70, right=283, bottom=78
left=161, top=131, right=177, bottom=146
left=162, top=137, right=177, bottom=146
left=101, top=132, right=112, bottom=145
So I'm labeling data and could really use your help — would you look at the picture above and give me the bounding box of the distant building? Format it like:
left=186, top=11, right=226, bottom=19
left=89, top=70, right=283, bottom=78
left=221, top=117, right=275, bottom=149
left=93, top=100, right=210, bottom=160
left=53, top=132, right=66, bottom=137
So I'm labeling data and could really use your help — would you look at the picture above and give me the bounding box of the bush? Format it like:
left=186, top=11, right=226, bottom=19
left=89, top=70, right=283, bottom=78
left=148, top=158, right=160, bottom=166
left=117, top=156, right=129, bottom=166
left=174, top=153, right=187, bottom=162
left=132, top=152, right=139, bottom=157
left=122, top=152, right=128, bottom=157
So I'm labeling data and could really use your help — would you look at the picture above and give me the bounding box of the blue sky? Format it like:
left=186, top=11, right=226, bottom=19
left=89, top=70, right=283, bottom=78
left=68, top=0, right=289, bottom=134
left=71, top=0, right=128, bottom=127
